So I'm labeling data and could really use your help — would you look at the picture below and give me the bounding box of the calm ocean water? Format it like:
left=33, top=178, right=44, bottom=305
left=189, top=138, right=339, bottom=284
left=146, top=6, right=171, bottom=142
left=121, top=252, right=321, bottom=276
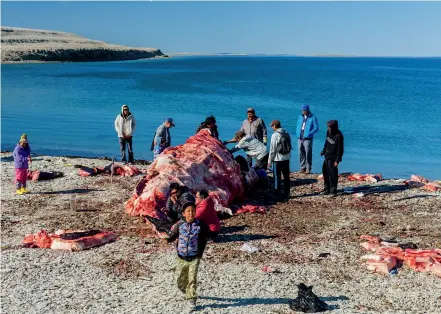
left=2, top=56, right=441, bottom=179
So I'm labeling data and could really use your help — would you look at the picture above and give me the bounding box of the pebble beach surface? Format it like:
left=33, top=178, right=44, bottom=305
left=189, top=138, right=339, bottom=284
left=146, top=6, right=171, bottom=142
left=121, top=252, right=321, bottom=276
left=1, top=153, right=440, bottom=314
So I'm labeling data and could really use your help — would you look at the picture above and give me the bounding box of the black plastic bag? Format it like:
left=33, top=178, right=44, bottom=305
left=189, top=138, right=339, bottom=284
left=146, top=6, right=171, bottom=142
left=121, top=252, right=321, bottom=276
left=288, top=283, right=329, bottom=313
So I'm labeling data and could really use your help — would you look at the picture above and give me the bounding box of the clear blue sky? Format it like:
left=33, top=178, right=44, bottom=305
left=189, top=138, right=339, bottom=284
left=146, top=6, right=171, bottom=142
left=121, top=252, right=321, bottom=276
left=2, top=1, right=441, bottom=56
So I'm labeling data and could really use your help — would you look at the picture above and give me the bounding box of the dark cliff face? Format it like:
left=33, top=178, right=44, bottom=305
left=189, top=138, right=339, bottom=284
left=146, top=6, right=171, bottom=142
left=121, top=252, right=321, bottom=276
left=5, top=48, right=167, bottom=63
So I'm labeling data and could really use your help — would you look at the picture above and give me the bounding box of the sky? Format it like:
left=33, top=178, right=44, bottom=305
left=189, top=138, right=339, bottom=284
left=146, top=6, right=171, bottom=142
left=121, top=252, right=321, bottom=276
left=2, top=1, right=441, bottom=57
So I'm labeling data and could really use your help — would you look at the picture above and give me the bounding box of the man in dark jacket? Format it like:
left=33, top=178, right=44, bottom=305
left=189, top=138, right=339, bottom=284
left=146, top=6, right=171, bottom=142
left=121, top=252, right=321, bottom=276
left=320, top=120, right=344, bottom=195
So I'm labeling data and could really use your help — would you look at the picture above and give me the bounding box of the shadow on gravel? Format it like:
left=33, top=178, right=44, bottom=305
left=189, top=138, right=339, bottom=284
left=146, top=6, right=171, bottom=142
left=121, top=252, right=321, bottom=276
left=321, top=295, right=349, bottom=302
left=198, top=295, right=345, bottom=310
left=0, top=156, right=14, bottom=162
left=219, top=225, right=248, bottom=234
left=394, top=194, right=438, bottom=202
left=214, top=234, right=276, bottom=243
left=292, top=178, right=318, bottom=187
left=33, top=188, right=104, bottom=195
left=294, top=184, right=409, bottom=199
left=75, top=208, right=100, bottom=212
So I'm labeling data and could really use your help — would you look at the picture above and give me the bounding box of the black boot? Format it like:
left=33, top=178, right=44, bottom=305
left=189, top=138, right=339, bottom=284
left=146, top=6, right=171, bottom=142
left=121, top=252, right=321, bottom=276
left=321, top=185, right=330, bottom=195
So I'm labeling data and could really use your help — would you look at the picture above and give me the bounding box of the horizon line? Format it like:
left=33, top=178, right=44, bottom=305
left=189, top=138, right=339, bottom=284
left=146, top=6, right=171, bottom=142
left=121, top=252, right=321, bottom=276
left=165, top=52, right=441, bottom=58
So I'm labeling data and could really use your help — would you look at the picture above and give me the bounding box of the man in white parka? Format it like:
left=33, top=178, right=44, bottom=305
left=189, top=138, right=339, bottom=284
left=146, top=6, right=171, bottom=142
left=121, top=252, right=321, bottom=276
left=114, top=104, right=136, bottom=163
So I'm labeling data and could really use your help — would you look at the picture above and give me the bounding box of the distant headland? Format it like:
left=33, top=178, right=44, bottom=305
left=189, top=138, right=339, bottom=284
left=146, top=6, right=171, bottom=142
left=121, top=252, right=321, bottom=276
left=1, top=26, right=167, bottom=63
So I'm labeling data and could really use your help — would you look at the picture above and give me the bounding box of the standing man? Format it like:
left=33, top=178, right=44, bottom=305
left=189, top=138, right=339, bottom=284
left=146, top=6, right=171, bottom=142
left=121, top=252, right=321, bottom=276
left=267, top=120, right=292, bottom=198
left=321, top=120, right=344, bottom=196
left=225, top=108, right=267, bottom=167
left=296, top=104, right=319, bottom=173
left=114, top=104, right=136, bottom=164
left=151, top=118, right=175, bottom=159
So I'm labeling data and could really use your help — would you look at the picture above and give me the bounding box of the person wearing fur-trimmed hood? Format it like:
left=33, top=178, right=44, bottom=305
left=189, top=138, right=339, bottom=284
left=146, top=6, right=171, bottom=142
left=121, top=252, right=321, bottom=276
left=114, top=104, right=136, bottom=163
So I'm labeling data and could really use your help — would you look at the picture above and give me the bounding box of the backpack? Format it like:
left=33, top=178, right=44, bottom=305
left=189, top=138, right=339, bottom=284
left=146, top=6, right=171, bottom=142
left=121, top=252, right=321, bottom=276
left=177, top=221, right=201, bottom=258
left=276, top=131, right=292, bottom=154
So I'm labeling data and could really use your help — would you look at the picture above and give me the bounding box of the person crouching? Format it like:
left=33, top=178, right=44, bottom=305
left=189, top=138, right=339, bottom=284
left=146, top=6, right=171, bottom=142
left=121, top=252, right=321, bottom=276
left=166, top=194, right=209, bottom=312
left=13, top=134, right=32, bottom=195
left=195, top=190, right=221, bottom=240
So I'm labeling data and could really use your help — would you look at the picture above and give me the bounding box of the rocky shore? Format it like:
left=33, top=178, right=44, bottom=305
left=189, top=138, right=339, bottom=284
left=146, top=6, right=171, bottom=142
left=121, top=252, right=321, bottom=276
left=1, top=27, right=167, bottom=63
left=1, top=152, right=440, bottom=313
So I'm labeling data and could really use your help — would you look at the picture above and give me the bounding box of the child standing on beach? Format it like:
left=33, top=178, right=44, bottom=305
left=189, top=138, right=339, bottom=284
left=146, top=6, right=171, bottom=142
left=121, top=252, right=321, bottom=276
left=166, top=194, right=209, bottom=312
left=13, top=134, right=32, bottom=195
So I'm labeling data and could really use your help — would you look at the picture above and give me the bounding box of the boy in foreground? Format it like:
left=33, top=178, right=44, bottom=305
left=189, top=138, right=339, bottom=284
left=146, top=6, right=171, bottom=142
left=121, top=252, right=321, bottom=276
left=166, top=197, right=209, bottom=312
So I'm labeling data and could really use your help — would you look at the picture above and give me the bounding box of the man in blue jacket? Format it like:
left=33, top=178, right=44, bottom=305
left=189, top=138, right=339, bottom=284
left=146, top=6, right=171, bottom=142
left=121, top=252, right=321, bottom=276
left=296, top=104, right=319, bottom=173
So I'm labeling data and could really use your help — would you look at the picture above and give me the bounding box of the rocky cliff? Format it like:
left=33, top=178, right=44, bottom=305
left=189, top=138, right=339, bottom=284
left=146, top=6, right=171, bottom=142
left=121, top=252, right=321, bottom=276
left=1, top=27, right=167, bottom=63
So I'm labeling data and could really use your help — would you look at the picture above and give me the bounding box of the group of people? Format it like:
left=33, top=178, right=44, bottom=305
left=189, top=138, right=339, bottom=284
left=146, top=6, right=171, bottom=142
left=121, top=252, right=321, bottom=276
left=9, top=105, right=344, bottom=313
left=115, top=105, right=344, bottom=197
left=153, top=107, right=344, bottom=312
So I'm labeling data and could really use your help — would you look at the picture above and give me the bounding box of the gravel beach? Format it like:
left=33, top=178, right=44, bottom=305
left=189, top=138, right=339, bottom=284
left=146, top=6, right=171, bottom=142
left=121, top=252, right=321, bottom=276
left=1, top=152, right=440, bottom=314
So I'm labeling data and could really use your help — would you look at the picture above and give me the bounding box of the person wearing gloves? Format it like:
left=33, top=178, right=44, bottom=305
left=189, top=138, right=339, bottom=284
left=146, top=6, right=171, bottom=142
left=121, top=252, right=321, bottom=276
left=296, top=104, right=319, bottom=173
left=151, top=118, right=175, bottom=160
left=114, top=104, right=136, bottom=164
left=320, top=120, right=344, bottom=196
left=267, top=120, right=292, bottom=198
left=13, top=134, right=32, bottom=195
left=224, top=108, right=267, bottom=167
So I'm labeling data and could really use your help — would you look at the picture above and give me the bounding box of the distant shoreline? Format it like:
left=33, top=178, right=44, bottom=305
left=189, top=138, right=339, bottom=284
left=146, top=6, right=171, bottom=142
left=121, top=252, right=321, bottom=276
left=166, top=52, right=441, bottom=58
left=1, top=55, right=168, bottom=65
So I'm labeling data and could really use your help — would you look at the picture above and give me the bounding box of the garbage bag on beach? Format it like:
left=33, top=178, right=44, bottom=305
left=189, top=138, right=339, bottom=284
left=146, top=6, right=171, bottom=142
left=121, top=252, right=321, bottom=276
left=288, top=283, right=329, bottom=313
left=240, top=242, right=260, bottom=253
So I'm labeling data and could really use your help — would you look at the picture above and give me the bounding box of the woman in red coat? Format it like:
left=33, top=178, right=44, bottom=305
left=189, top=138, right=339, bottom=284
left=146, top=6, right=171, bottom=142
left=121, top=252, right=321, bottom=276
left=195, top=190, right=221, bottom=239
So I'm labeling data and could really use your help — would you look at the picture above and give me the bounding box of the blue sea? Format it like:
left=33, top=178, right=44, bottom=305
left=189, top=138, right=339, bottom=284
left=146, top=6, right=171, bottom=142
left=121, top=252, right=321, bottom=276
left=2, top=56, right=441, bottom=179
